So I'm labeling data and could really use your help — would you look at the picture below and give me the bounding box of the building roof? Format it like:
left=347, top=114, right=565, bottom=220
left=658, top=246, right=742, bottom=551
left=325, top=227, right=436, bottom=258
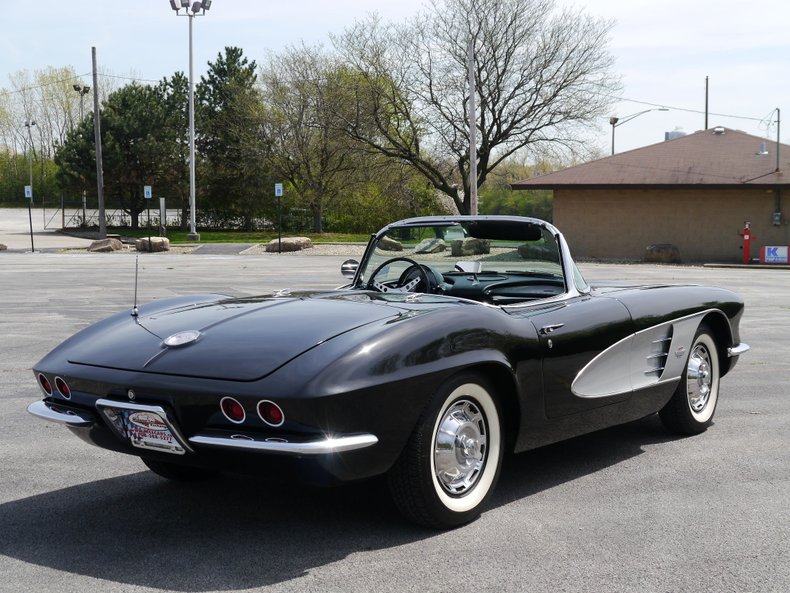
left=512, top=127, right=789, bottom=189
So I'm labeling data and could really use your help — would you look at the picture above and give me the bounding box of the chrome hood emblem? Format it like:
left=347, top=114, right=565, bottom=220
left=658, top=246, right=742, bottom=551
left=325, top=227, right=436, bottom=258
left=163, top=330, right=201, bottom=348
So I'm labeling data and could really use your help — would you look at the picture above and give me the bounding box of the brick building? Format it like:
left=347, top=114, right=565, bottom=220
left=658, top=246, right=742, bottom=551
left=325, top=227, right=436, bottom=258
left=512, top=127, right=790, bottom=262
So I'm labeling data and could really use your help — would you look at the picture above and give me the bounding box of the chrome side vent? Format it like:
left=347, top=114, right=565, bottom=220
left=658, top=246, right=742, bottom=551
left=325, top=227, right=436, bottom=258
left=645, top=327, right=673, bottom=376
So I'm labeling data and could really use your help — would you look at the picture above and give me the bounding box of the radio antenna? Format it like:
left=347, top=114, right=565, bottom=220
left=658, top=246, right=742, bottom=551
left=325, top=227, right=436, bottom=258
left=132, top=255, right=139, bottom=317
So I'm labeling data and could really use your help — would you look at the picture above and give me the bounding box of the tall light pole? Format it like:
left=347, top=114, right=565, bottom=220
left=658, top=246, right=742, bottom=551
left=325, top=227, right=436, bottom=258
left=467, top=36, right=478, bottom=216
left=92, top=47, right=106, bottom=239
left=169, top=0, right=213, bottom=241
left=24, top=120, right=36, bottom=252
left=609, top=108, right=669, bottom=155
left=72, top=84, right=91, bottom=225
left=72, top=84, right=91, bottom=123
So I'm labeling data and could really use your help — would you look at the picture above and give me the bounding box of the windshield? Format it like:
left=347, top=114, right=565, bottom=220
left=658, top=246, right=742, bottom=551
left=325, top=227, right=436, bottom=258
left=355, top=220, right=566, bottom=304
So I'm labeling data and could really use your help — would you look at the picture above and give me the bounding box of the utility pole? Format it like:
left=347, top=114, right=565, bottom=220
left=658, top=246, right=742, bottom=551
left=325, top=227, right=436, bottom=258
left=704, top=76, right=709, bottom=130
left=467, top=37, right=478, bottom=215
left=92, top=47, right=106, bottom=239
left=775, top=108, right=781, bottom=173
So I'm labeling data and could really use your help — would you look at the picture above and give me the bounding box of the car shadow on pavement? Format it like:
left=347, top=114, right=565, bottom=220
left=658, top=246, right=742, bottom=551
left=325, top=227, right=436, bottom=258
left=0, top=415, right=676, bottom=591
left=494, top=414, right=677, bottom=503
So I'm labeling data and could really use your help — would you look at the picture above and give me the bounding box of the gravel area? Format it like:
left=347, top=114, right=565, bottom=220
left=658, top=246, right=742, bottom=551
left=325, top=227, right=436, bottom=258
left=240, top=243, right=367, bottom=257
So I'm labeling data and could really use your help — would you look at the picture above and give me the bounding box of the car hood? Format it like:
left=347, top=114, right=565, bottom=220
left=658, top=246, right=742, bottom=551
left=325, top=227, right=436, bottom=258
left=67, top=292, right=405, bottom=381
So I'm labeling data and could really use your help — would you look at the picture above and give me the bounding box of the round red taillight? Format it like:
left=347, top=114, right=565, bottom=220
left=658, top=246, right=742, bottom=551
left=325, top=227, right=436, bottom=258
left=38, top=373, right=53, bottom=396
left=55, top=377, right=71, bottom=399
left=220, top=397, right=245, bottom=424
left=257, top=400, right=284, bottom=427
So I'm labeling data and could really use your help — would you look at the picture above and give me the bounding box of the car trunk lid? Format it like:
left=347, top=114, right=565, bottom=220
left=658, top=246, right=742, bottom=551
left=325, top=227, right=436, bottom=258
left=67, top=295, right=400, bottom=381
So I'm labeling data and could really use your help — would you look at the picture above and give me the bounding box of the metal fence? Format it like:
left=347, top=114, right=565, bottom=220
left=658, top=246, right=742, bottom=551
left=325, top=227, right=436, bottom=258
left=44, top=208, right=185, bottom=230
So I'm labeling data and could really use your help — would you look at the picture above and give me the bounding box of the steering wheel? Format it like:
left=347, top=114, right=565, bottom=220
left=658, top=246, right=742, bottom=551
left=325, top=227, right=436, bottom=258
left=366, top=257, right=436, bottom=293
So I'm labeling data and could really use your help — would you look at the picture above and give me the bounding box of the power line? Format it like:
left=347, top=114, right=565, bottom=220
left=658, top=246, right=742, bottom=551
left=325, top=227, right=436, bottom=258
left=101, top=73, right=161, bottom=84
left=0, top=72, right=162, bottom=97
left=607, top=93, right=767, bottom=123
left=2, top=68, right=778, bottom=128
left=0, top=73, right=92, bottom=97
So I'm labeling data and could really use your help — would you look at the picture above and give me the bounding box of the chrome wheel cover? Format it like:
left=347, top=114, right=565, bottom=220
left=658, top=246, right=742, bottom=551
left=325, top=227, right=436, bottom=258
left=433, top=399, right=488, bottom=496
left=687, top=342, right=713, bottom=412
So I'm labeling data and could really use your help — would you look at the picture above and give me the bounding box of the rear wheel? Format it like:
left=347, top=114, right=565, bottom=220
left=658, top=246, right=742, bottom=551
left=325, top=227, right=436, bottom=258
left=142, top=458, right=218, bottom=482
left=659, top=324, right=720, bottom=435
left=388, top=374, right=503, bottom=528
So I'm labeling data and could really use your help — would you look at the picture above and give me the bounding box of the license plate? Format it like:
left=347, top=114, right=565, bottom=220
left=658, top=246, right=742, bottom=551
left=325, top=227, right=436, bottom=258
left=123, top=409, right=185, bottom=455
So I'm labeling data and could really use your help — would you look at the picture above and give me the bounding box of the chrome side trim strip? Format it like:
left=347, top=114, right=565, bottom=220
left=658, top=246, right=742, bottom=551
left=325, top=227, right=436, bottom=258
left=27, top=400, right=95, bottom=427
left=189, top=433, right=379, bottom=455
left=728, top=343, right=750, bottom=357
left=571, top=309, right=722, bottom=398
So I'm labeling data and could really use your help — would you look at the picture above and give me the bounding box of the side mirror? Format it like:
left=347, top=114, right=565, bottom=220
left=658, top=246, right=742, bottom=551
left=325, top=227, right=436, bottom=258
left=340, top=259, right=359, bottom=279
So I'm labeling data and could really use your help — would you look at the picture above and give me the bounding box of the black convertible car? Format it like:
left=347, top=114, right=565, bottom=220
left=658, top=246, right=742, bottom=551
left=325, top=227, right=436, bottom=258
left=29, top=216, right=748, bottom=528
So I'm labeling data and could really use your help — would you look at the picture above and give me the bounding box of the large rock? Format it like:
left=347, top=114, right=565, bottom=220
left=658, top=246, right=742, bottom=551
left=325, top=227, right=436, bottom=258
left=135, top=237, right=170, bottom=252
left=88, top=238, right=123, bottom=252
left=414, top=238, right=447, bottom=254
left=451, top=238, right=490, bottom=257
left=644, top=243, right=681, bottom=264
left=378, top=236, right=403, bottom=252
left=0, top=243, right=6, bottom=251
left=265, top=236, right=313, bottom=252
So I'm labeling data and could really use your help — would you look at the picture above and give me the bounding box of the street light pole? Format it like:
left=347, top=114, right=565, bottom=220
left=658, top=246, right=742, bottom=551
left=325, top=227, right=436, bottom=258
left=24, top=120, right=36, bottom=252
left=609, top=108, right=669, bottom=155
left=25, top=120, right=35, bottom=191
left=170, top=0, right=213, bottom=242
left=72, top=84, right=91, bottom=123
left=609, top=116, right=618, bottom=156
left=72, top=85, right=91, bottom=226
left=467, top=36, right=478, bottom=216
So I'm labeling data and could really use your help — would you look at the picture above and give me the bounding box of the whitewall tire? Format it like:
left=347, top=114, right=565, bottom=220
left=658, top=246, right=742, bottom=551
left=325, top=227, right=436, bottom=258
left=388, top=374, right=503, bottom=528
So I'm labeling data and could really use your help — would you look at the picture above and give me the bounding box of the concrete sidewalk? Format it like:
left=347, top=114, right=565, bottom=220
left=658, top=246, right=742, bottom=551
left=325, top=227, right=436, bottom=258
left=0, top=208, right=93, bottom=251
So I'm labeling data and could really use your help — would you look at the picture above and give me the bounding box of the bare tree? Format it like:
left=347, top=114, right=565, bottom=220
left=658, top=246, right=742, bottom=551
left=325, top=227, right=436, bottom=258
left=333, top=0, right=620, bottom=214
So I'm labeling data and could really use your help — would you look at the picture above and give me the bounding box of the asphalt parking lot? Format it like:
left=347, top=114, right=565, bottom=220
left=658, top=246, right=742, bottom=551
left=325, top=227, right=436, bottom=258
left=0, top=247, right=788, bottom=593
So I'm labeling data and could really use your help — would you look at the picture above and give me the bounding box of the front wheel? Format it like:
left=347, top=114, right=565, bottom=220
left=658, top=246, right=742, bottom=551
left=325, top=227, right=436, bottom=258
left=659, top=324, right=721, bottom=435
left=388, top=374, right=503, bottom=528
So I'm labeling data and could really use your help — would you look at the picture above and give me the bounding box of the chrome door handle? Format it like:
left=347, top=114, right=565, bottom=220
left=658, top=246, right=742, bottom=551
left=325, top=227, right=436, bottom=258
left=539, top=323, right=565, bottom=336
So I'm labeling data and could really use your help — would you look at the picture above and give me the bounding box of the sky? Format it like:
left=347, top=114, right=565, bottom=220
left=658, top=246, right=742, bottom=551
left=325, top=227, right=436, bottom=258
left=1, top=0, right=788, bottom=155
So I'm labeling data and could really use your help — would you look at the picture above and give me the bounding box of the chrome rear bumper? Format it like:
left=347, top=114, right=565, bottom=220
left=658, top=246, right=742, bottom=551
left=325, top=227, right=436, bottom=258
left=28, top=399, right=378, bottom=456
left=189, top=433, right=378, bottom=455
left=27, top=400, right=94, bottom=427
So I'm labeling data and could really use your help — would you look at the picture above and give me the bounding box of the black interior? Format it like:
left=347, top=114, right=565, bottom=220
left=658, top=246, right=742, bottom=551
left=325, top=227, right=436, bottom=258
left=437, top=271, right=565, bottom=304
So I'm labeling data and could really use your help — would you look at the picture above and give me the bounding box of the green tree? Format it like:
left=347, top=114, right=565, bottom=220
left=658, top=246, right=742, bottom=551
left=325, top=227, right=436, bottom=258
left=154, top=72, right=191, bottom=229
left=261, top=46, right=360, bottom=233
left=56, top=82, right=178, bottom=229
left=53, top=117, right=95, bottom=205
left=102, top=83, right=169, bottom=228
left=262, top=45, right=447, bottom=233
left=478, top=159, right=554, bottom=220
left=327, top=157, right=447, bottom=232
left=197, top=47, right=271, bottom=230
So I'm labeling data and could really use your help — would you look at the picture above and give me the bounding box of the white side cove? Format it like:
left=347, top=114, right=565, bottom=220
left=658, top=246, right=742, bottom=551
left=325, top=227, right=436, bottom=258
left=571, top=310, right=716, bottom=398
